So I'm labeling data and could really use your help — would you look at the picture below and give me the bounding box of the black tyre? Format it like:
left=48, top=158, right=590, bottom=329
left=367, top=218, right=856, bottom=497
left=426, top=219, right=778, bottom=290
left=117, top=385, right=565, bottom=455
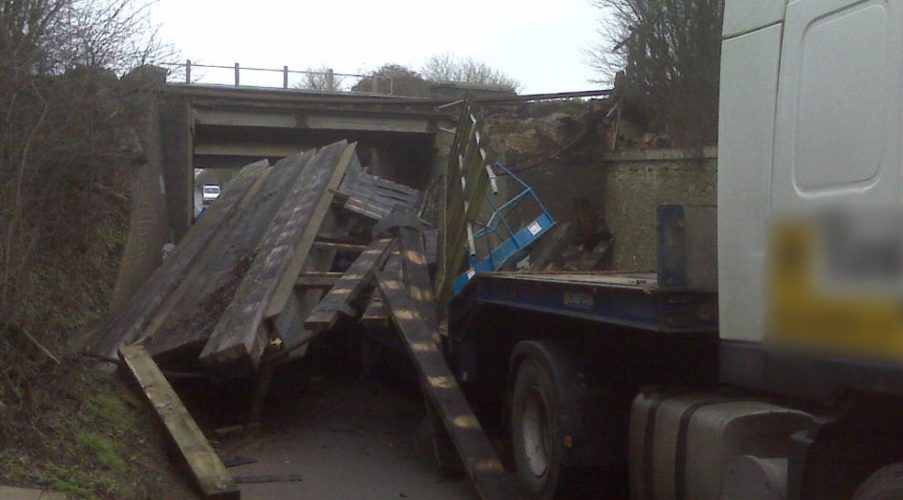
left=512, top=357, right=565, bottom=499
left=853, top=463, right=903, bottom=500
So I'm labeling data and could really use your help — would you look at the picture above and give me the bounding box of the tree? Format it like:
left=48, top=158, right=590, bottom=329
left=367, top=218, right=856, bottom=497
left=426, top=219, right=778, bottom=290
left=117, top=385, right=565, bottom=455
left=352, top=63, right=431, bottom=97
left=421, top=53, right=521, bottom=91
left=294, top=64, right=344, bottom=92
left=587, top=0, right=724, bottom=146
left=0, top=0, right=172, bottom=345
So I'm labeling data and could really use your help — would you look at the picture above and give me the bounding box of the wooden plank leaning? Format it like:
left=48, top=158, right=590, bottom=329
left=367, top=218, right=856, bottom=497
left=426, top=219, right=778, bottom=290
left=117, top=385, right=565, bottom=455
left=375, top=272, right=521, bottom=500
left=304, top=237, right=394, bottom=331
left=119, top=345, right=238, bottom=499
left=89, top=160, right=269, bottom=362
left=396, top=220, right=461, bottom=469
left=143, top=155, right=300, bottom=359
left=199, top=141, right=355, bottom=375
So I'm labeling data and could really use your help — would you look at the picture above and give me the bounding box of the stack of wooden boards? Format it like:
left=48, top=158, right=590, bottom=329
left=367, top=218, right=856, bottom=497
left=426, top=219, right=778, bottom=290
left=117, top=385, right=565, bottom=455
left=91, top=140, right=352, bottom=375
left=90, top=139, right=434, bottom=375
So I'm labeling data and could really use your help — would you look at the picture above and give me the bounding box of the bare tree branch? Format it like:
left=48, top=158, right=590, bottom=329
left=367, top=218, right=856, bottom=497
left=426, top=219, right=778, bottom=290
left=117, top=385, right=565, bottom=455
left=421, top=53, right=521, bottom=91
left=586, top=0, right=724, bottom=146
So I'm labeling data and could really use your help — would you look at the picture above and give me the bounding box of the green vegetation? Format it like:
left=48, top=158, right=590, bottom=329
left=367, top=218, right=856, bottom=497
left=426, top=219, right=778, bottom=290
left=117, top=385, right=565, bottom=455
left=0, top=364, right=176, bottom=499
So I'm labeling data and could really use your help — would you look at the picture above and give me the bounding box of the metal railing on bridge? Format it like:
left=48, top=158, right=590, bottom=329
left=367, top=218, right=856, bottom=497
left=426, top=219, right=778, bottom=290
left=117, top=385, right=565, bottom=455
left=160, top=60, right=394, bottom=95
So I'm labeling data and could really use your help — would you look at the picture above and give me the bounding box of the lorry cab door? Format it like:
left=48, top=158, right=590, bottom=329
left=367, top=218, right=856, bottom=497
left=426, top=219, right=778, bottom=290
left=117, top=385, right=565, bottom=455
left=772, top=0, right=903, bottom=215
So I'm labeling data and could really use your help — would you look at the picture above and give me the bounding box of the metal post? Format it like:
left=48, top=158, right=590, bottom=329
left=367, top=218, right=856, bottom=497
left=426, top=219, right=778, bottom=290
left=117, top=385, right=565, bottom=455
left=485, top=164, right=499, bottom=195
left=326, top=68, right=335, bottom=92
left=283, top=66, right=289, bottom=89
left=234, top=62, right=240, bottom=87
left=185, top=59, right=191, bottom=84
left=371, top=76, right=378, bottom=94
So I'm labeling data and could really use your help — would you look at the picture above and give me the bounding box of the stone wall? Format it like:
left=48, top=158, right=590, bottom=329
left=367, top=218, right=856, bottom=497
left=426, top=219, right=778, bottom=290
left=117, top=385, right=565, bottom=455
left=511, top=149, right=716, bottom=272
left=110, top=82, right=172, bottom=312
left=482, top=100, right=716, bottom=273
left=603, top=148, right=717, bottom=271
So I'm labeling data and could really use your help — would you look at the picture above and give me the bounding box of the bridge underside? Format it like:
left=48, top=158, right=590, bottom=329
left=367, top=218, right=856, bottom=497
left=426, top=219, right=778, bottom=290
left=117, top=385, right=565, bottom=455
left=159, top=85, right=450, bottom=241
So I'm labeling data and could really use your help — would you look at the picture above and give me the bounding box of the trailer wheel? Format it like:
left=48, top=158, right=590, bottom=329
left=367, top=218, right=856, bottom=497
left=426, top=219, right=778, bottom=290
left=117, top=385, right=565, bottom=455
left=853, top=463, right=903, bottom=500
left=512, top=357, right=564, bottom=499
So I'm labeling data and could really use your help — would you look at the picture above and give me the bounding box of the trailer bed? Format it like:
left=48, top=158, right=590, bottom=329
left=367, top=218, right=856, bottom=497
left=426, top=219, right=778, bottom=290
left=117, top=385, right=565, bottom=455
left=450, top=271, right=718, bottom=334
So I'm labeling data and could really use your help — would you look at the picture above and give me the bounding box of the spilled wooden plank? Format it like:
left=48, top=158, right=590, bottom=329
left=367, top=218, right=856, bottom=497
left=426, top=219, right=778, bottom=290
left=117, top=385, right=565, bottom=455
left=338, top=167, right=423, bottom=221
left=119, top=345, right=238, bottom=499
left=145, top=153, right=311, bottom=360
left=199, top=141, right=354, bottom=375
left=396, top=222, right=461, bottom=468
left=397, top=224, right=437, bottom=327
left=89, top=160, right=268, bottom=362
left=265, top=142, right=357, bottom=319
left=375, top=273, right=520, bottom=500
left=304, top=238, right=394, bottom=331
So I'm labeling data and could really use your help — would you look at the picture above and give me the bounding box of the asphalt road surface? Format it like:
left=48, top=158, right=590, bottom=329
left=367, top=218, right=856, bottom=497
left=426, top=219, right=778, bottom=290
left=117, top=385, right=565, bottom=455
left=215, top=359, right=476, bottom=500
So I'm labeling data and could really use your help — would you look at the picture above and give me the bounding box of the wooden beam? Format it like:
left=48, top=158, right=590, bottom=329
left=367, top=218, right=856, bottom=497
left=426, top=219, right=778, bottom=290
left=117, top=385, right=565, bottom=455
left=315, top=232, right=370, bottom=246
left=119, top=345, right=238, bottom=499
left=360, top=253, right=401, bottom=328
left=304, top=238, right=394, bottom=331
left=375, top=273, right=520, bottom=500
left=437, top=108, right=492, bottom=312
left=143, top=157, right=289, bottom=359
left=396, top=222, right=462, bottom=468
left=295, top=272, right=343, bottom=289
left=265, top=142, right=357, bottom=319
left=398, top=224, right=437, bottom=327
left=199, top=141, right=354, bottom=376
left=89, top=161, right=268, bottom=361
left=312, top=241, right=367, bottom=252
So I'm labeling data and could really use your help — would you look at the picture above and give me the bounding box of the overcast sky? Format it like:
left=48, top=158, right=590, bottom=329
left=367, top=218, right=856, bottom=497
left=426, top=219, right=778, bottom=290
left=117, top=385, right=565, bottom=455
left=149, top=0, right=607, bottom=93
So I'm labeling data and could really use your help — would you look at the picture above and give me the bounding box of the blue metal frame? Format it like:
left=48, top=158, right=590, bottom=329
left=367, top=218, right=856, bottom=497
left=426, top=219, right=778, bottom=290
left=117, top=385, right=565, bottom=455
left=452, top=163, right=556, bottom=295
left=656, top=203, right=688, bottom=288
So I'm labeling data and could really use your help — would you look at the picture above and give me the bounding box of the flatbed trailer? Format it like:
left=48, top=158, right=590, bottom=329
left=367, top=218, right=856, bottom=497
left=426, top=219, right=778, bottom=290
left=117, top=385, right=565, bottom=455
left=450, top=271, right=718, bottom=336
left=445, top=267, right=725, bottom=498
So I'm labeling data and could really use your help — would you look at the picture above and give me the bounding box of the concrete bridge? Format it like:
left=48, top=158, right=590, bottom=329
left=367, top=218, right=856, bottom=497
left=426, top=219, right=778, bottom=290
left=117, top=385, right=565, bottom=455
left=155, top=83, right=462, bottom=242
left=115, top=77, right=462, bottom=310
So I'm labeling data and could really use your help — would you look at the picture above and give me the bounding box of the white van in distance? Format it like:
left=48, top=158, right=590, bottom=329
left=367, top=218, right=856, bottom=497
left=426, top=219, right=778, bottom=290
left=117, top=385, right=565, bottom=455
left=201, top=184, right=221, bottom=206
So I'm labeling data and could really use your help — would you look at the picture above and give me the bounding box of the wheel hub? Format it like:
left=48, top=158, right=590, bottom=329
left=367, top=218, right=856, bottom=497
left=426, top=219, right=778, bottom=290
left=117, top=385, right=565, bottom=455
left=522, top=385, right=551, bottom=478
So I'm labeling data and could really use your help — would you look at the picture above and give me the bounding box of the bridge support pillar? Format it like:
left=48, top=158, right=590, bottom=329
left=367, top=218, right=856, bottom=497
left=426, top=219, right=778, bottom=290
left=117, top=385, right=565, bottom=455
left=160, top=95, right=194, bottom=242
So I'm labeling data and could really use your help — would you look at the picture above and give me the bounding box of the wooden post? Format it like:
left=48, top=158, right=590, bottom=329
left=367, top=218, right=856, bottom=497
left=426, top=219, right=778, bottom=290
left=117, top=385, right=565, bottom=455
left=234, top=62, right=240, bottom=86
